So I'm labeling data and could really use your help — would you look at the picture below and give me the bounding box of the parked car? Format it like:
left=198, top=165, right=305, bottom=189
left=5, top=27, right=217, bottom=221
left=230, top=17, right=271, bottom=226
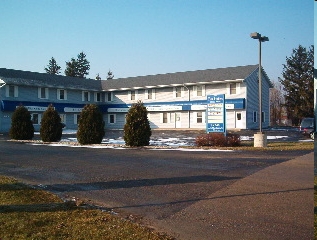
left=299, top=118, right=315, bottom=136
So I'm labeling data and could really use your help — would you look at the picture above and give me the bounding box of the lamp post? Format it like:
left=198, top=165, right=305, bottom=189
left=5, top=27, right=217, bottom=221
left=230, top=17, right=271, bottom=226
left=250, top=32, right=269, bottom=147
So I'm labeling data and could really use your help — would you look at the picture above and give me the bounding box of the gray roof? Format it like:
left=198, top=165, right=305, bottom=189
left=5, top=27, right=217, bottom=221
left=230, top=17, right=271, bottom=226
left=0, top=65, right=269, bottom=91
left=101, top=64, right=260, bottom=91
left=0, top=68, right=102, bottom=91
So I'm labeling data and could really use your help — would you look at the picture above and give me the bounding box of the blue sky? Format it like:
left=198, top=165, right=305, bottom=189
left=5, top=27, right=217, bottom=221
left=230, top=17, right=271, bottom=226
left=0, top=0, right=313, bottom=82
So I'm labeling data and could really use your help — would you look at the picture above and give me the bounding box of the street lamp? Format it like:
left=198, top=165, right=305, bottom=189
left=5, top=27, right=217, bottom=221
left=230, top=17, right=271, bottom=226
left=250, top=32, right=269, bottom=147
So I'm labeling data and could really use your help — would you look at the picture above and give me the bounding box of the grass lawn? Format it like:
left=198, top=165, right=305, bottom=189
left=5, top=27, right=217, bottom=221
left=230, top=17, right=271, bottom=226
left=0, top=175, right=174, bottom=240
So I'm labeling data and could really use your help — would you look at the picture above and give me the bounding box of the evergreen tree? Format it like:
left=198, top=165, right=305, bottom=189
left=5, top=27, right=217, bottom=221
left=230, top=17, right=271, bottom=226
left=44, top=57, right=61, bottom=75
left=64, top=52, right=90, bottom=78
left=95, top=73, right=101, bottom=80
left=279, top=45, right=314, bottom=126
left=124, top=100, right=151, bottom=146
left=76, top=52, right=90, bottom=78
left=40, top=104, right=63, bottom=142
left=77, top=104, right=105, bottom=145
left=64, top=58, right=78, bottom=77
left=9, top=106, right=34, bottom=140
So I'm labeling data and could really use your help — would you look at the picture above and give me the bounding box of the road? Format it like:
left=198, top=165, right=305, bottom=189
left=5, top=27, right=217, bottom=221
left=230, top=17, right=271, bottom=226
left=0, top=136, right=313, bottom=239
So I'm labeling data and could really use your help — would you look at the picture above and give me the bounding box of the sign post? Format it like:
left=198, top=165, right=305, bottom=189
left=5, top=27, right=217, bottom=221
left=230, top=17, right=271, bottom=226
left=206, top=94, right=226, bottom=135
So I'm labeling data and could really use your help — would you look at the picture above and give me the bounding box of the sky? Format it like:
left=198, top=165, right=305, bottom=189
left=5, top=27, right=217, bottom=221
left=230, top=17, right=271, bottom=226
left=0, top=0, right=313, bottom=83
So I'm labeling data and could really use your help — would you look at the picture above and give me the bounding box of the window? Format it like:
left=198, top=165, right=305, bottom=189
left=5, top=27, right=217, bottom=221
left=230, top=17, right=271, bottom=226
left=230, top=83, right=236, bottom=94
left=145, top=89, right=156, bottom=100
left=82, top=91, right=90, bottom=101
left=57, top=89, right=67, bottom=100
left=193, top=85, right=205, bottom=97
left=262, top=112, right=265, bottom=123
left=74, top=114, right=81, bottom=124
left=128, top=90, right=137, bottom=100
left=31, top=113, right=41, bottom=125
left=60, top=114, right=66, bottom=124
left=6, top=85, right=18, bottom=97
left=94, top=92, right=101, bottom=102
left=237, top=113, right=242, bottom=120
left=163, top=112, right=168, bottom=123
left=197, top=112, right=203, bottom=123
left=253, top=111, right=257, bottom=123
left=175, top=87, right=182, bottom=98
left=38, top=87, right=48, bottom=99
left=106, top=92, right=113, bottom=102
left=108, top=114, right=116, bottom=124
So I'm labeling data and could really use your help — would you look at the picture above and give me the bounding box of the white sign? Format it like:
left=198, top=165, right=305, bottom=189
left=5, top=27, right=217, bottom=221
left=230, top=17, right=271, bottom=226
left=146, top=106, right=182, bottom=112
left=23, top=106, right=49, bottom=112
left=191, top=105, right=207, bottom=110
left=64, top=107, right=83, bottom=113
left=108, top=108, right=129, bottom=112
left=225, top=104, right=234, bottom=109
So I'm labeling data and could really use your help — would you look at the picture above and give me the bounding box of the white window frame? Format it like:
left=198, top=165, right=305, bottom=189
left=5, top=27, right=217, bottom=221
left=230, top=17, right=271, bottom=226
left=82, top=91, right=90, bottom=102
left=6, top=85, right=18, bottom=97
left=94, top=92, right=102, bottom=102
left=57, top=89, right=67, bottom=100
left=31, top=113, right=41, bottom=125
left=145, top=89, right=156, bottom=100
left=128, top=90, right=138, bottom=100
left=193, top=85, right=206, bottom=97
left=160, top=112, right=171, bottom=123
left=173, top=86, right=184, bottom=98
left=106, top=92, right=113, bottom=102
left=227, top=83, right=240, bottom=95
left=74, top=114, right=81, bottom=125
left=60, top=114, right=66, bottom=124
left=108, top=114, right=116, bottom=124
left=38, top=87, right=49, bottom=99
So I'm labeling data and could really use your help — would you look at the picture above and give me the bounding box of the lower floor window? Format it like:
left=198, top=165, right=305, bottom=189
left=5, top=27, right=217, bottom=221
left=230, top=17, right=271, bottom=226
left=197, top=112, right=203, bottom=123
left=60, top=114, right=66, bottom=124
left=108, top=114, right=116, bottom=124
left=74, top=114, right=81, bottom=124
left=31, top=113, right=41, bottom=125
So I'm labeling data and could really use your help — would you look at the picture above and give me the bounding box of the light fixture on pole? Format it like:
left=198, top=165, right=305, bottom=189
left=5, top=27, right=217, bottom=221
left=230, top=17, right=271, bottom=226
left=250, top=32, right=269, bottom=147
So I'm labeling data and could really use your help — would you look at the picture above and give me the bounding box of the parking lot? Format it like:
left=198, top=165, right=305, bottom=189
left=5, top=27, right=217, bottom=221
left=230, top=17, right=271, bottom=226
left=0, top=128, right=313, bottom=239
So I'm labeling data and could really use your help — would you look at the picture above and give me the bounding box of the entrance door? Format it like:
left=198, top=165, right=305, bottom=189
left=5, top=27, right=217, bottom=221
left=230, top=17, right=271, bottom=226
left=175, top=112, right=181, bottom=128
left=235, top=112, right=243, bottom=129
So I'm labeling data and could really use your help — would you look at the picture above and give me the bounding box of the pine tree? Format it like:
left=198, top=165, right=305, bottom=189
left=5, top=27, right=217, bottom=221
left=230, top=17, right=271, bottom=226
left=279, top=45, right=314, bottom=126
left=45, top=57, right=61, bottom=75
left=95, top=73, right=101, bottom=80
left=124, top=100, right=151, bottom=146
left=64, top=52, right=90, bottom=78
left=9, top=106, right=34, bottom=140
left=107, top=70, right=114, bottom=80
left=77, top=104, right=105, bottom=145
left=40, top=104, right=63, bottom=142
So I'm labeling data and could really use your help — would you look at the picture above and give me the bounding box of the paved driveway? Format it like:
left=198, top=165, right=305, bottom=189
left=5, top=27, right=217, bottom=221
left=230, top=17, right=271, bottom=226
left=0, top=136, right=313, bottom=239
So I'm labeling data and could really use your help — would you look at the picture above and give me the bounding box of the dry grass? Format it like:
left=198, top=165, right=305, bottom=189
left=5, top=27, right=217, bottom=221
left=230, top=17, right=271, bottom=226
left=0, top=176, right=174, bottom=240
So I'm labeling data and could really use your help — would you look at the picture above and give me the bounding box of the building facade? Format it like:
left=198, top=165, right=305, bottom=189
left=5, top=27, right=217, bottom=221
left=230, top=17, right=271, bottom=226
left=0, top=65, right=272, bottom=132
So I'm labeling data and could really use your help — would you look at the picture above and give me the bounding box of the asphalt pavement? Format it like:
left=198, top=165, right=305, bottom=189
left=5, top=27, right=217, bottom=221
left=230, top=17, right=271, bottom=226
left=0, top=130, right=313, bottom=240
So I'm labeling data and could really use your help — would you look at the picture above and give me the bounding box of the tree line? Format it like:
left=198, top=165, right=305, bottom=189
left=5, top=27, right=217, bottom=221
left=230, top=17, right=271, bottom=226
left=44, top=52, right=114, bottom=80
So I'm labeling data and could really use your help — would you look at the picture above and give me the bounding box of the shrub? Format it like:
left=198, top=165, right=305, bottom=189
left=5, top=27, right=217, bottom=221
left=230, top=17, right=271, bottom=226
left=9, top=105, right=34, bottom=140
left=40, top=104, right=63, bottom=142
left=195, top=132, right=241, bottom=147
left=124, top=100, right=151, bottom=146
left=77, top=104, right=105, bottom=145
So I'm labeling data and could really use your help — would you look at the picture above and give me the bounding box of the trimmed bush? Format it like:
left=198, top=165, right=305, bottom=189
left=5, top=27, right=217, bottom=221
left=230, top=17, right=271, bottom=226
left=9, top=105, right=34, bottom=140
left=124, top=100, right=151, bottom=146
left=195, top=132, right=241, bottom=147
left=40, top=104, right=63, bottom=142
left=77, top=104, right=105, bottom=145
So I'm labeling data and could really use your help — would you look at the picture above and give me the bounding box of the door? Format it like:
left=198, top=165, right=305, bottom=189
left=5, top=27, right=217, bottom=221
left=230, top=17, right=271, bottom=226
left=175, top=112, right=181, bottom=128
left=235, top=112, right=243, bottom=129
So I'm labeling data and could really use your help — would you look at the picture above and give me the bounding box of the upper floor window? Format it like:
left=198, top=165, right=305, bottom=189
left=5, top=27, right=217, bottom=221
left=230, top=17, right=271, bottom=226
left=38, top=87, right=48, bottom=99
left=173, top=86, right=183, bottom=98
left=229, top=83, right=236, bottom=94
left=145, top=89, right=156, bottom=100
left=106, top=92, right=113, bottom=102
left=57, top=89, right=67, bottom=100
left=82, top=91, right=90, bottom=101
left=6, top=85, right=18, bottom=97
left=128, top=90, right=138, bottom=100
left=94, top=92, right=101, bottom=102
left=193, top=85, right=205, bottom=97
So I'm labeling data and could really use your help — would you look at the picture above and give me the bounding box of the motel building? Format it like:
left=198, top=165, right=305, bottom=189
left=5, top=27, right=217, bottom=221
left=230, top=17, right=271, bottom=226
left=0, top=65, right=273, bottom=133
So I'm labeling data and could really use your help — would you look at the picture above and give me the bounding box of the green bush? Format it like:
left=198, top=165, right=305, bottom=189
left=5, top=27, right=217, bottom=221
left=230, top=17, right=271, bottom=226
left=77, top=104, right=105, bottom=145
left=40, top=104, right=63, bottom=142
left=195, top=132, right=241, bottom=147
left=124, top=100, right=151, bottom=146
left=9, top=106, right=34, bottom=140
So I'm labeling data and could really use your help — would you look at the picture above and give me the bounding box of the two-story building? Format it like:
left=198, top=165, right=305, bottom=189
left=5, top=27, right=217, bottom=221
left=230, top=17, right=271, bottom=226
left=0, top=65, right=272, bottom=132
